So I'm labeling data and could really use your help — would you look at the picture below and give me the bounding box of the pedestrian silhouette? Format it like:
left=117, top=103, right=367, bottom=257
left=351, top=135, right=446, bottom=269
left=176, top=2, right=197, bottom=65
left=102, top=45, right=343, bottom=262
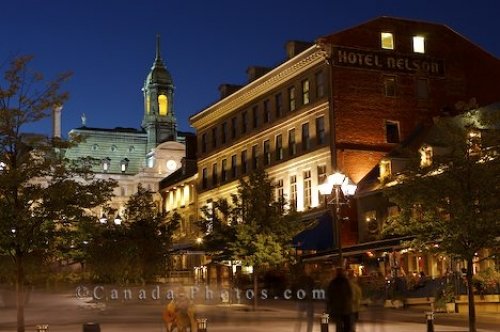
left=294, top=263, right=315, bottom=332
left=326, top=267, right=353, bottom=332
left=348, top=270, right=362, bottom=332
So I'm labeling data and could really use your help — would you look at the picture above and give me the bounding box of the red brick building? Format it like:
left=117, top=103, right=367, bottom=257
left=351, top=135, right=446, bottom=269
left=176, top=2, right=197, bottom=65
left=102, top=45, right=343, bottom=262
left=320, top=16, right=500, bottom=183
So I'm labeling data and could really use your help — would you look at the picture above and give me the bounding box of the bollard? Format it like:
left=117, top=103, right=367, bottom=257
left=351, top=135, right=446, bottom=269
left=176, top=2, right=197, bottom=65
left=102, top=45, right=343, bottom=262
left=320, top=313, right=329, bottom=332
left=36, top=325, right=49, bottom=332
left=425, top=312, right=434, bottom=332
left=83, top=322, right=101, bottom=332
left=197, top=318, right=207, bottom=332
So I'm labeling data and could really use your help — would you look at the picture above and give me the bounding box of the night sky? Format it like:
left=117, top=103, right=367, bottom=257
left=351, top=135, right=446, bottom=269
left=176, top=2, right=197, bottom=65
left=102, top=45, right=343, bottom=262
left=3, top=0, right=499, bottom=136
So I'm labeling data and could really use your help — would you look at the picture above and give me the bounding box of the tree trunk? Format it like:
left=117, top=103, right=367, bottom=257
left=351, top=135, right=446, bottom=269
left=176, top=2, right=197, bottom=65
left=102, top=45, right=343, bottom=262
left=466, top=257, right=476, bottom=332
left=16, top=253, right=25, bottom=332
left=253, top=266, right=258, bottom=311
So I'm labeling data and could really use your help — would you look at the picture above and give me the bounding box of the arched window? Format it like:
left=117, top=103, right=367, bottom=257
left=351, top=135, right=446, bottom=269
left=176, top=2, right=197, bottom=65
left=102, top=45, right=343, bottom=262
left=158, top=94, right=168, bottom=116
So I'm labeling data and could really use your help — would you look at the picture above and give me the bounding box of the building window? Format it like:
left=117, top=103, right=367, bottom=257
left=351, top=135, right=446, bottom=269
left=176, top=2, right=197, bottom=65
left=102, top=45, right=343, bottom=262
left=413, top=36, right=425, bottom=53
left=384, top=77, right=396, bottom=97
left=242, top=111, right=248, bottom=133
left=316, top=71, right=325, bottom=98
left=221, top=159, right=227, bottom=182
left=252, top=106, right=259, bottom=129
left=263, top=140, right=271, bottom=166
left=419, top=145, right=433, bottom=167
left=231, top=117, right=237, bottom=139
left=251, top=145, right=258, bottom=169
left=385, top=121, right=400, bottom=143
left=288, top=86, right=296, bottom=111
left=290, top=175, right=297, bottom=210
left=288, top=128, right=296, bottom=156
left=241, top=150, right=248, bottom=174
left=276, top=179, right=284, bottom=202
left=201, top=133, right=207, bottom=153
left=212, top=163, right=218, bottom=186
left=302, top=123, right=310, bottom=151
left=92, top=144, right=99, bottom=151
left=212, top=127, right=217, bottom=148
left=381, top=32, right=394, bottom=50
left=365, top=210, right=378, bottom=235
left=317, top=164, right=327, bottom=204
left=110, top=145, right=117, bottom=152
left=303, top=170, right=312, bottom=208
left=302, top=79, right=310, bottom=105
left=221, top=122, right=227, bottom=144
left=275, top=93, right=283, bottom=118
left=202, top=168, right=208, bottom=189
left=275, top=134, right=283, bottom=161
left=468, top=129, right=482, bottom=156
left=102, top=158, right=111, bottom=172
left=316, top=116, right=325, bottom=145
left=416, top=78, right=429, bottom=99
left=379, top=159, right=392, bottom=181
left=231, top=154, right=237, bottom=178
left=263, top=100, right=271, bottom=123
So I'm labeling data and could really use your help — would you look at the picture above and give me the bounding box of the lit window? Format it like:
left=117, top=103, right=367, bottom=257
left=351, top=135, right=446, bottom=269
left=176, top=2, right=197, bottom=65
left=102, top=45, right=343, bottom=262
left=302, top=79, right=310, bottom=105
left=275, top=135, right=283, bottom=161
left=263, top=140, right=271, bottom=166
left=413, top=36, right=425, bottom=53
left=379, top=159, right=392, bottom=181
left=288, top=86, right=296, bottom=111
left=290, top=175, right=297, bottom=210
left=288, top=128, right=296, bottom=156
left=381, top=32, right=394, bottom=50
left=241, top=150, right=248, bottom=174
left=102, top=158, right=111, bottom=172
left=303, top=170, right=312, bottom=208
left=419, top=145, right=433, bottom=167
left=468, top=129, right=482, bottom=156
left=158, top=94, right=168, bottom=115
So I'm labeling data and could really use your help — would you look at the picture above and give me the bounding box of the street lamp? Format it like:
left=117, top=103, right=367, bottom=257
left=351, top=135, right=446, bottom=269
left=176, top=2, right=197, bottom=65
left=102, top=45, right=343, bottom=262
left=318, top=171, right=357, bottom=268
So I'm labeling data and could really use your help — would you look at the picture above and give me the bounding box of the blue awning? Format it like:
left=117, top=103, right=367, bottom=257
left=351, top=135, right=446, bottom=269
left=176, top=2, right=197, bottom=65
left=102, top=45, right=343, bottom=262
left=293, top=213, right=335, bottom=251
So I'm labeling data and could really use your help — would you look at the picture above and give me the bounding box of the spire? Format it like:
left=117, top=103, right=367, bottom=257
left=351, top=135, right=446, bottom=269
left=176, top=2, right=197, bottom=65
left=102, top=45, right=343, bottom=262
left=155, top=33, right=162, bottom=63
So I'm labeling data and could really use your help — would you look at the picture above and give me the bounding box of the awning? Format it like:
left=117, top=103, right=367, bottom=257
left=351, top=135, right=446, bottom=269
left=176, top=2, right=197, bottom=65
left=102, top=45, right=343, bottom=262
left=293, top=213, right=335, bottom=251
left=301, top=236, right=414, bottom=262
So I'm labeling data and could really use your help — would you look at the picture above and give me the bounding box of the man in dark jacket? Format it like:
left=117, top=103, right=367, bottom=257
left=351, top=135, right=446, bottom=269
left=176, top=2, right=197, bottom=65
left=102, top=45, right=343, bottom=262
left=326, top=267, right=353, bottom=332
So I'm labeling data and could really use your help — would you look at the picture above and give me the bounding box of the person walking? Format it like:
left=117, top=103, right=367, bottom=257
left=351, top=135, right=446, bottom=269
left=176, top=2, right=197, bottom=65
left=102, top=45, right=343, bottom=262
left=294, top=264, right=315, bottom=332
left=326, top=267, right=353, bottom=332
left=348, top=270, right=362, bottom=332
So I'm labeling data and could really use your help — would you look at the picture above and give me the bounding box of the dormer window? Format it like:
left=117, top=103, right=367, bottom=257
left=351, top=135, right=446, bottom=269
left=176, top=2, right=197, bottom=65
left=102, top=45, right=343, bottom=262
left=120, top=158, right=129, bottom=173
left=381, top=32, right=394, bottom=50
left=419, top=145, right=433, bottom=167
left=102, top=158, right=111, bottom=173
left=379, top=159, right=392, bottom=182
left=413, top=36, right=425, bottom=53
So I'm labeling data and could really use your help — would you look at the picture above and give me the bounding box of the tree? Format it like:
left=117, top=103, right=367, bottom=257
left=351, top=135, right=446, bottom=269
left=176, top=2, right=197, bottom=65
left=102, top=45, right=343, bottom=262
left=0, top=56, right=117, bottom=332
left=200, top=168, right=302, bottom=309
left=382, top=108, right=500, bottom=332
left=85, top=184, right=179, bottom=284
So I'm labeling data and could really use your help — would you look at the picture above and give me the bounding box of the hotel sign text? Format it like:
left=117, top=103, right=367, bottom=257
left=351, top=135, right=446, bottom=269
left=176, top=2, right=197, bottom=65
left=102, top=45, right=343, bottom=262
left=333, top=47, right=445, bottom=76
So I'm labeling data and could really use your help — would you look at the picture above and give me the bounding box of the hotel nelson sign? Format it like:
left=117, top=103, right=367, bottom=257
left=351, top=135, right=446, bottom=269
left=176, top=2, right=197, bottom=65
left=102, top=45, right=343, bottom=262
left=332, top=46, right=445, bottom=77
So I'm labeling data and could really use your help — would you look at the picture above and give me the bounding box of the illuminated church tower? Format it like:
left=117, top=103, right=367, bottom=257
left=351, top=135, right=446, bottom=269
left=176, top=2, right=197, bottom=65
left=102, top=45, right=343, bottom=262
left=142, top=34, right=177, bottom=152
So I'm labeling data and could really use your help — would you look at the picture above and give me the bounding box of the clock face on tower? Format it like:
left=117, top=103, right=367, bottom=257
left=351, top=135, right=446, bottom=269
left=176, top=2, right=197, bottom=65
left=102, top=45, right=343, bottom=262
left=166, top=159, right=177, bottom=171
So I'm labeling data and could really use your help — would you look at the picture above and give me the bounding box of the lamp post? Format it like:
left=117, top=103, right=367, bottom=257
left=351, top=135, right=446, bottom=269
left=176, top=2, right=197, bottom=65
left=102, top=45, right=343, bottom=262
left=318, top=172, right=357, bottom=268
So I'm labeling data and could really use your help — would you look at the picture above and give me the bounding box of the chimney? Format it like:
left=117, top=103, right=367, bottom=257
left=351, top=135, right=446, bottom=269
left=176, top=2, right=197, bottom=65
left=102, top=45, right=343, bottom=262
left=52, top=105, right=63, bottom=138
left=285, top=40, right=314, bottom=59
left=246, top=66, right=271, bottom=83
left=218, top=84, right=243, bottom=99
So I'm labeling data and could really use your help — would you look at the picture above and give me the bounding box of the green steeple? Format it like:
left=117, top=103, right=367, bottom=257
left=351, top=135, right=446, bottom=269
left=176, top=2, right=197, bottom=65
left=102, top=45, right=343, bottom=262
left=142, top=34, right=177, bottom=152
